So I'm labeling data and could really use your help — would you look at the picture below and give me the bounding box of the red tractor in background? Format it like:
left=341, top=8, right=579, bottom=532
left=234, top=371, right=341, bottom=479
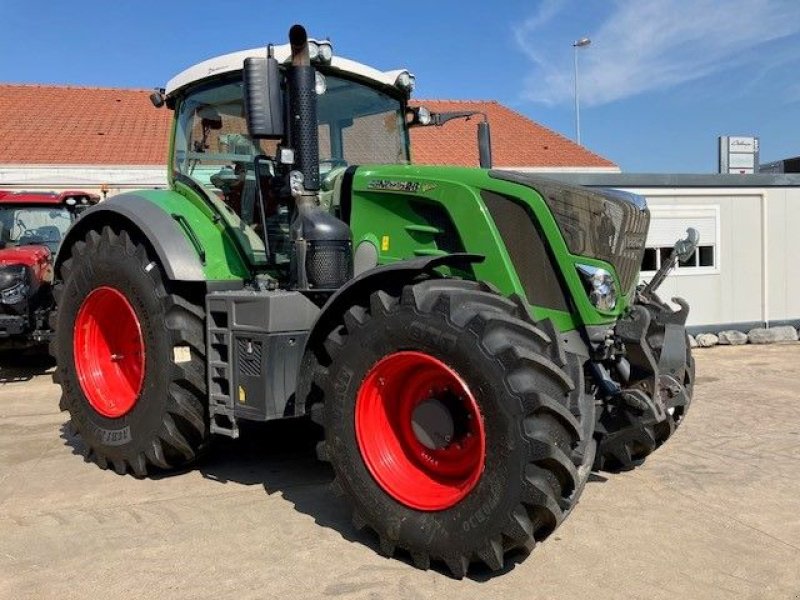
left=0, top=190, right=98, bottom=351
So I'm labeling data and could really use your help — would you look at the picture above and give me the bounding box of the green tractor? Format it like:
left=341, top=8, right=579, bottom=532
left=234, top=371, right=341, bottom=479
left=52, top=25, right=696, bottom=577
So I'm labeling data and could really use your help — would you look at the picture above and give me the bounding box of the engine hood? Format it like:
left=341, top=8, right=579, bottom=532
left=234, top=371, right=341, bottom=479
left=488, top=170, right=650, bottom=294
left=0, top=245, right=51, bottom=268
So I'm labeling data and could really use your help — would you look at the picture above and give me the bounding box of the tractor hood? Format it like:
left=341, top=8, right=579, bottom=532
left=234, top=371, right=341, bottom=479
left=488, top=170, right=649, bottom=293
left=0, top=246, right=52, bottom=285
left=0, top=245, right=51, bottom=269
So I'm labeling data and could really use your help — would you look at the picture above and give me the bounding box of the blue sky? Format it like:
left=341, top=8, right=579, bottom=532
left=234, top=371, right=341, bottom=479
left=2, top=0, right=799, bottom=172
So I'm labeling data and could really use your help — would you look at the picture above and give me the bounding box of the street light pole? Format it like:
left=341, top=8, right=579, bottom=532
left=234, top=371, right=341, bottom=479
left=573, top=37, right=591, bottom=145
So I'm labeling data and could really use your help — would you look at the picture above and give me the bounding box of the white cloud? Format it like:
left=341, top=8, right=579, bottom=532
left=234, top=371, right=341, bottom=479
left=516, top=0, right=800, bottom=106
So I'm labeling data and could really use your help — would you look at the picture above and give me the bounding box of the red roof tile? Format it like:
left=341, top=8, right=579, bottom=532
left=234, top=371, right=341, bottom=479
left=0, top=84, right=171, bottom=165
left=410, top=100, right=616, bottom=169
left=0, top=85, right=616, bottom=169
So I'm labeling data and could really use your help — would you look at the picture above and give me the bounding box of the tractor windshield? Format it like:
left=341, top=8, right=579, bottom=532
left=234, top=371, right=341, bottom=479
left=0, top=206, right=72, bottom=254
left=173, top=74, right=409, bottom=194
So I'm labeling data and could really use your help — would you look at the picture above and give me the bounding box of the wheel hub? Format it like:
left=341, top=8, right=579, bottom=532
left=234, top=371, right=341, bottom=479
left=411, top=397, right=455, bottom=450
left=355, top=351, right=485, bottom=511
left=73, top=286, right=145, bottom=419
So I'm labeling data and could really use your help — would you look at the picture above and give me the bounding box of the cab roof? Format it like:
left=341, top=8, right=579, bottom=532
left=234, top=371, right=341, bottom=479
left=0, top=190, right=99, bottom=205
left=165, top=41, right=409, bottom=98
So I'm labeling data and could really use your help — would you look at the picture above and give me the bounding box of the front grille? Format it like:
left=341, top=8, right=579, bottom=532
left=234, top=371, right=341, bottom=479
left=482, top=191, right=569, bottom=312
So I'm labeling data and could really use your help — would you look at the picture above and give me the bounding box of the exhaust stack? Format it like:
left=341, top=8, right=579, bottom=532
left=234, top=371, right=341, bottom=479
left=285, top=24, right=353, bottom=291
left=287, top=25, right=320, bottom=192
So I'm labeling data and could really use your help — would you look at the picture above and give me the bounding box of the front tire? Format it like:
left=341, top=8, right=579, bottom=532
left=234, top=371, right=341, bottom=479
left=53, top=227, right=209, bottom=476
left=314, top=280, right=594, bottom=578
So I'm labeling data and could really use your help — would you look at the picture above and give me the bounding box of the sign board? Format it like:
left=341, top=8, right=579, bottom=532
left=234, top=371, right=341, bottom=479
left=719, top=135, right=759, bottom=174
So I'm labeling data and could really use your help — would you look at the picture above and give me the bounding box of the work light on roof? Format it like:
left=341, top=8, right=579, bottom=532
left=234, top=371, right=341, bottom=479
left=308, top=40, right=333, bottom=65
left=317, top=41, right=333, bottom=64
left=395, top=71, right=415, bottom=93
left=308, top=41, right=320, bottom=62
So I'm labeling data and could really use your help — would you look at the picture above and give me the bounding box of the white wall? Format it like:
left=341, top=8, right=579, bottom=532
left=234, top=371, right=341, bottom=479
left=622, top=186, right=799, bottom=329
left=0, top=164, right=168, bottom=198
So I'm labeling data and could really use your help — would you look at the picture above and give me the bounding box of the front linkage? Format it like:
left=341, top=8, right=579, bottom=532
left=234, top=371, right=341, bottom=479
left=592, top=230, right=698, bottom=470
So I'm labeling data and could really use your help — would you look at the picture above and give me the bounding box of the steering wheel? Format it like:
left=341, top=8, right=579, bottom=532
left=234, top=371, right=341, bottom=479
left=18, top=228, right=39, bottom=244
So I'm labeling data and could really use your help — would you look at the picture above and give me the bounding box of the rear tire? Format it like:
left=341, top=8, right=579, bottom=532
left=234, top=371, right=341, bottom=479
left=594, top=290, right=694, bottom=471
left=52, top=227, right=209, bottom=476
left=312, top=279, right=594, bottom=578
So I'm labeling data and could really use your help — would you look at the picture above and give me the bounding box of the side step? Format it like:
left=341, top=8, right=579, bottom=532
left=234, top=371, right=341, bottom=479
left=204, top=289, right=321, bottom=438
left=206, top=295, right=239, bottom=439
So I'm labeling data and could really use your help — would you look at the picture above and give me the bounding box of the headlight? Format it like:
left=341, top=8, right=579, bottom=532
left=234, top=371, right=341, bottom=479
left=0, top=266, right=29, bottom=305
left=577, top=264, right=617, bottom=311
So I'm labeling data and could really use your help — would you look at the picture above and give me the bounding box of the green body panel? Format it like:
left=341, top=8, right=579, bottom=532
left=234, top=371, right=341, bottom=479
left=133, top=188, right=251, bottom=281
left=348, top=165, right=631, bottom=332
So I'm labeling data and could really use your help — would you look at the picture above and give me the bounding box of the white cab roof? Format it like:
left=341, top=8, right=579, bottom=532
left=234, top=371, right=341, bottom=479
left=165, top=41, right=408, bottom=97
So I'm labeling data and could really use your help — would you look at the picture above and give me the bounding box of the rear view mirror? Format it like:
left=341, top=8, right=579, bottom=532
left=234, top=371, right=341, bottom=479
left=477, top=121, right=492, bottom=169
left=198, top=107, right=223, bottom=130
left=201, top=117, right=223, bottom=131
left=243, top=56, right=285, bottom=140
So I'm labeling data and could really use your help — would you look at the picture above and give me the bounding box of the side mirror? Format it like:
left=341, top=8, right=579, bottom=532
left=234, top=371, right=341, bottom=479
left=675, top=227, right=700, bottom=262
left=414, top=109, right=494, bottom=169
left=243, top=56, right=285, bottom=140
left=477, top=121, right=492, bottom=169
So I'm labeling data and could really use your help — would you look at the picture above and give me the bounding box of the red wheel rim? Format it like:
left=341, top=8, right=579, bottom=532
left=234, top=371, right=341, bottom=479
left=73, top=286, right=145, bottom=418
left=355, top=351, right=485, bottom=511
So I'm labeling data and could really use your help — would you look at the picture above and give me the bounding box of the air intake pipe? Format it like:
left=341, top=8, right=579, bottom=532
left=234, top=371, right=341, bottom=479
left=285, top=25, right=353, bottom=291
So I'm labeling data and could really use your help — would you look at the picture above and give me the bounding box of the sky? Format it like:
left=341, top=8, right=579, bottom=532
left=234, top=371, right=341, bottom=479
left=2, top=0, right=799, bottom=173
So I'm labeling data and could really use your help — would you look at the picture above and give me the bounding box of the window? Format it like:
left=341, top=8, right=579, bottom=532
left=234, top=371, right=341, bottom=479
left=642, top=243, right=715, bottom=272
left=639, top=205, right=720, bottom=275
left=0, top=206, right=72, bottom=254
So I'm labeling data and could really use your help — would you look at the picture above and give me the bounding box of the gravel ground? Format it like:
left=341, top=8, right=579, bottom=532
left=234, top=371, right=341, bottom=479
left=1, top=345, right=799, bottom=599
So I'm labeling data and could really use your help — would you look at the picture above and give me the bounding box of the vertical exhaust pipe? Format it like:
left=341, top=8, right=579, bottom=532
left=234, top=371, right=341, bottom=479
left=285, top=24, right=353, bottom=291
left=287, top=25, right=320, bottom=192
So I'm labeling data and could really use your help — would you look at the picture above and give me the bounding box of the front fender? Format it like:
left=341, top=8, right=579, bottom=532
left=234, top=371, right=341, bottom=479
left=293, top=253, right=484, bottom=416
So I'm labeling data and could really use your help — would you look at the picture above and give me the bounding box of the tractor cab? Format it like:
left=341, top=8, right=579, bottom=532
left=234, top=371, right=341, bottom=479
left=156, top=38, right=491, bottom=282
left=159, top=41, right=415, bottom=275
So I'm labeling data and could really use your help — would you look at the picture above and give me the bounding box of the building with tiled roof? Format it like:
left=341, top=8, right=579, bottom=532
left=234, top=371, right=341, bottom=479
left=0, top=84, right=617, bottom=195
left=410, top=100, right=616, bottom=171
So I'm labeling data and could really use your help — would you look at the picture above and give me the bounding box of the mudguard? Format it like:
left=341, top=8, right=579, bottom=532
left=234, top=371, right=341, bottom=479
left=56, top=194, right=206, bottom=282
left=293, top=253, right=485, bottom=416
left=312, top=253, right=484, bottom=343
